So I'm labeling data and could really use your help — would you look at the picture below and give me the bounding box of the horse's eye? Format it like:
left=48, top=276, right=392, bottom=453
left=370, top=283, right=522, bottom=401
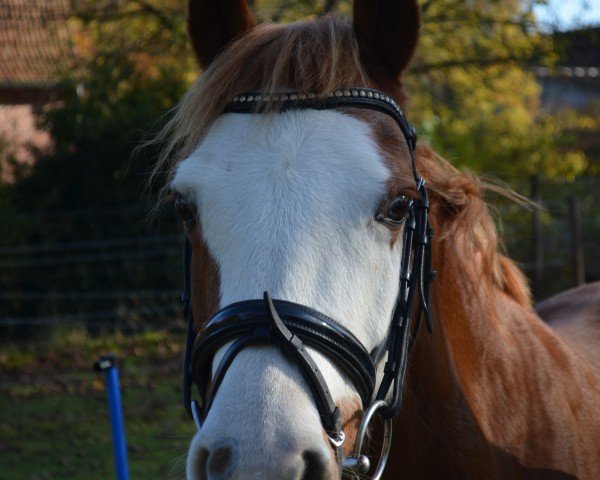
left=376, top=195, right=412, bottom=227
left=175, top=194, right=195, bottom=223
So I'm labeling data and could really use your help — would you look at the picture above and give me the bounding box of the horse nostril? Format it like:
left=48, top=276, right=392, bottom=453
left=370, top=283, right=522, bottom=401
left=192, top=438, right=238, bottom=480
left=301, top=450, right=328, bottom=480
left=208, top=446, right=233, bottom=476
left=193, top=448, right=209, bottom=479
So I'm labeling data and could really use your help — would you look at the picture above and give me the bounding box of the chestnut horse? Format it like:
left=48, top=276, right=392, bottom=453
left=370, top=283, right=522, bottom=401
left=155, top=1, right=600, bottom=478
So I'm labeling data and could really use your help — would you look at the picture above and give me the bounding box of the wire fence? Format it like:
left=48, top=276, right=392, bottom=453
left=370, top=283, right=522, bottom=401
left=1, top=177, right=598, bottom=340
left=499, top=176, right=599, bottom=297
left=0, top=204, right=183, bottom=339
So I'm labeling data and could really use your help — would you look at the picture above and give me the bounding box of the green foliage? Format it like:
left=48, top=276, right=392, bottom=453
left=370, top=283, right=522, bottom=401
left=0, top=0, right=192, bottom=210
left=5, top=67, right=180, bottom=214
left=405, top=0, right=589, bottom=180
left=408, top=65, right=587, bottom=179
left=0, top=5, right=189, bottom=332
left=1, top=1, right=191, bottom=215
left=255, top=0, right=349, bottom=21
left=2, top=0, right=591, bottom=202
left=252, top=0, right=592, bottom=181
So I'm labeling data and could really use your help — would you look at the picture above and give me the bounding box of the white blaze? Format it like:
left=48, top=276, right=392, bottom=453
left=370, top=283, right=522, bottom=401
left=173, top=109, right=402, bottom=478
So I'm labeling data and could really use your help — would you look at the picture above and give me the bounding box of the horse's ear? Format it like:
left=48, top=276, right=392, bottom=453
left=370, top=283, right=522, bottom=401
left=188, top=0, right=256, bottom=68
left=353, top=0, right=420, bottom=80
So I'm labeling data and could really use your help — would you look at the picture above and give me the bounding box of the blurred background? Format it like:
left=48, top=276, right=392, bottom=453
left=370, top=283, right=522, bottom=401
left=0, top=1, right=599, bottom=478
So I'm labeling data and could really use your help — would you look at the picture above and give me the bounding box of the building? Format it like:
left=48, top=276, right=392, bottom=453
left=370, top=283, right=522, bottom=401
left=0, top=0, right=74, bottom=180
left=535, top=27, right=600, bottom=164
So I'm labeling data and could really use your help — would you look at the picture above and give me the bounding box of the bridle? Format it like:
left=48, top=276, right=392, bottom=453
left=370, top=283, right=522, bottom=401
left=179, top=87, right=435, bottom=479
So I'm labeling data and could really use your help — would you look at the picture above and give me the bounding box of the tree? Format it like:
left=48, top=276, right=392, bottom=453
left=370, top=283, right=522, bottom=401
left=255, top=0, right=590, bottom=180
left=406, top=0, right=588, bottom=180
left=0, top=2, right=191, bottom=334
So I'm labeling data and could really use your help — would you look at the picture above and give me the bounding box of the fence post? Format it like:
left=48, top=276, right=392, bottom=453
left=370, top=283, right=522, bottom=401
left=94, top=355, right=130, bottom=480
left=531, top=175, right=543, bottom=299
left=568, top=197, right=585, bottom=286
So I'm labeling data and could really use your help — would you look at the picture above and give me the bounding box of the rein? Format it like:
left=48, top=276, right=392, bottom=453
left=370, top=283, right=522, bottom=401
left=180, top=87, right=435, bottom=479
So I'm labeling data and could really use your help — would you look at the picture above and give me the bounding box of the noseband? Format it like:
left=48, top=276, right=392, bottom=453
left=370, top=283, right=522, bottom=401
left=180, top=88, right=435, bottom=479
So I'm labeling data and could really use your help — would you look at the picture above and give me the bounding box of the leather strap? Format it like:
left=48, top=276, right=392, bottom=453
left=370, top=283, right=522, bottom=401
left=192, top=297, right=376, bottom=415
left=224, top=88, right=418, bottom=181
left=191, top=293, right=346, bottom=465
left=264, top=293, right=343, bottom=465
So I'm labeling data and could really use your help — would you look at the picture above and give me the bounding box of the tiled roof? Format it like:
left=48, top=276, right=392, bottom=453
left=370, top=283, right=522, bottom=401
left=534, top=28, right=600, bottom=89
left=554, top=27, right=600, bottom=67
left=0, top=0, right=74, bottom=87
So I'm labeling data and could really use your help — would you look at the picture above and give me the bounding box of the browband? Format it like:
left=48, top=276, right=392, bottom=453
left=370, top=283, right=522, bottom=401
left=224, top=88, right=418, bottom=182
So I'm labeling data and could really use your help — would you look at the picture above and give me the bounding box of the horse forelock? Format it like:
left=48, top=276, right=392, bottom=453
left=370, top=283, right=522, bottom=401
left=149, top=14, right=413, bottom=202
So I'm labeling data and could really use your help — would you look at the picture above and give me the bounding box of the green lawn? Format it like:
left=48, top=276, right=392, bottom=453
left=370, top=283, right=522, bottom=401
left=0, top=330, right=196, bottom=480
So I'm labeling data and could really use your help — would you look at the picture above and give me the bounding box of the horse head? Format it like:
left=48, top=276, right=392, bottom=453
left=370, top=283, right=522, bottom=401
left=169, top=1, right=425, bottom=478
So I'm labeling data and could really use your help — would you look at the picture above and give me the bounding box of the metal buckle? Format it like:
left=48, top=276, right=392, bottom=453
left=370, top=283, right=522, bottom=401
left=327, top=430, right=346, bottom=448
left=342, top=400, right=393, bottom=480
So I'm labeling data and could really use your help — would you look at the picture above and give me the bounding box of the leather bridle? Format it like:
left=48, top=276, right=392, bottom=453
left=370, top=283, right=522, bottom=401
left=179, top=87, right=435, bottom=479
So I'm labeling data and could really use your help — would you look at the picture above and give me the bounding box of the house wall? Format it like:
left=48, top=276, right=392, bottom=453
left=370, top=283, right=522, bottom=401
left=540, top=76, right=600, bottom=113
left=0, top=87, right=56, bottom=180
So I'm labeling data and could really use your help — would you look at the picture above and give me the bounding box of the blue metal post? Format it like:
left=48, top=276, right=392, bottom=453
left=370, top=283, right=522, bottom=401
left=95, top=355, right=130, bottom=480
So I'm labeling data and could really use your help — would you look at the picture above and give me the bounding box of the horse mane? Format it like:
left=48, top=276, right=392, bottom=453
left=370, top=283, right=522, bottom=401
left=149, top=13, right=532, bottom=308
left=416, top=146, right=532, bottom=307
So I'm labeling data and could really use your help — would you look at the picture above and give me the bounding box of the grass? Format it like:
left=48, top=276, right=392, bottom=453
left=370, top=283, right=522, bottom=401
left=0, top=329, right=196, bottom=479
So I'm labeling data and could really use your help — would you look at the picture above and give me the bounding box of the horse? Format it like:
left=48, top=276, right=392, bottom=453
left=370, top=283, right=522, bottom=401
left=153, top=1, right=600, bottom=478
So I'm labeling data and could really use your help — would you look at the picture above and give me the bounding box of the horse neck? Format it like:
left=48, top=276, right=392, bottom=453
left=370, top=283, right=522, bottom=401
left=385, top=223, right=600, bottom=478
